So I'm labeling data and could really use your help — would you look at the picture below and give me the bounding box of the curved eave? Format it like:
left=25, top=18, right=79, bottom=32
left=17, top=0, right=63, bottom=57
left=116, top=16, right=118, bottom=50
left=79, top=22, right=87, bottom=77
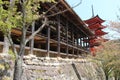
left=88, top=23, right=101, bottom=30
left=84, top=15, right=105, bottom=25
left=104, top=39, right=109, bottom=42
left=60, top=0, right=94, bottom=36
left=95, top=30, right=108, bottom=36
left=99, top=25, right=107, bottom=29
left=90, top=43, right=101, bottom=47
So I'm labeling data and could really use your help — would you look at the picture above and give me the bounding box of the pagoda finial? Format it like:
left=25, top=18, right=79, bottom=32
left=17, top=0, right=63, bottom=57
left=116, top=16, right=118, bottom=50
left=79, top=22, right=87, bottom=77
left=91, top=5, right=94, bottom=17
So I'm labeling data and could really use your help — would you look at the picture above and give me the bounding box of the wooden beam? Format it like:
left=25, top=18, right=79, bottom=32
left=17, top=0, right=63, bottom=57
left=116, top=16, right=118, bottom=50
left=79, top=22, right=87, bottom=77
left=57, top=15, right=61, bottom=57
left=88, top=37, right=90, bottom=51
left=80, top=38, right=82, bottom=48
left=83, top=37, right=85, bottom=49
left=46, top=26, right=50, bottom=57
left=72, top=28, right=75, bottom=55
left=66, top=20, right=69, bottom=56
left=85, top=37, right=88, bottom=49
left=76, top=36, right=79, bottom=47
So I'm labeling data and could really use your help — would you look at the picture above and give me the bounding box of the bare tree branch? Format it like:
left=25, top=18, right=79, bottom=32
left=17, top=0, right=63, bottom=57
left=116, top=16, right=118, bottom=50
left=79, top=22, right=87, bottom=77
left=25, top=15, right=48, bottom=44
left=45, top=0, right=61, bottom=15
left=46, top=0, right=82, bottom=17
left=25, top=0, right=82, bottom=44
left=109, top=21, right=120, bottom=33
left=6, top=32, right=18, bottom=58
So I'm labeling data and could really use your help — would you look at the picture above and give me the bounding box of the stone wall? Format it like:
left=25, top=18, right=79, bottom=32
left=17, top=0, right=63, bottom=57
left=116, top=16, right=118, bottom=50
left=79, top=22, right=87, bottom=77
left=0, top=54, right=106, bottom=80
left=0, top=54, right=14, bottom=80
left=21, top=55, right=106, bottom=80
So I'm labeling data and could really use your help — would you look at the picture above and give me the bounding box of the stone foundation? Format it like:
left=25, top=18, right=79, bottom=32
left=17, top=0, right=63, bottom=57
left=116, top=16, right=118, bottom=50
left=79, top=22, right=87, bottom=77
left=0, top=54, right=106, bottom=80
left=21, top=55, right=105, bottom=80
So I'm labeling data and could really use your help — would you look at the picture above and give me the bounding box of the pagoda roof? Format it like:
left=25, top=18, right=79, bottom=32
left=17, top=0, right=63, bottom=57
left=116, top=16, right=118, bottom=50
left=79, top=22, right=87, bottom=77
left=95, top=29, right=108, bottom=36
left=83, top=37, right=108, bottom=43
left=89, top=38, right=106, bottom=43
left=99, top=25, right=107, bottom=29
left=90, top=42, right=101, bottom=47
left=88, top=23, right=103, bottom=30
left=103, top=39, right=109, bottom=42
left=84, top=15, right=105, bottom=25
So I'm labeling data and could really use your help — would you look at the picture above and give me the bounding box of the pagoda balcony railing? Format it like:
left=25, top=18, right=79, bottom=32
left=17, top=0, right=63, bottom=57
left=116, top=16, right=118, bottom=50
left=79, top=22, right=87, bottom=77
left=10, top=29, right=89, bottom=54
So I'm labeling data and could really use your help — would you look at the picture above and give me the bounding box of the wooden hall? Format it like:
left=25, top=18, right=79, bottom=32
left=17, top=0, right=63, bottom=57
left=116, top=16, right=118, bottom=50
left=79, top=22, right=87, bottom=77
left=0, top=0, right=93, bottom=58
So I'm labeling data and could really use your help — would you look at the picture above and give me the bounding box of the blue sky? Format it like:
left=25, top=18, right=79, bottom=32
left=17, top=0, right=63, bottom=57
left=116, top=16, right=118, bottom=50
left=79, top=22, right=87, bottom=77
left=66, top=0, right=120, bottom=39
left=66, top=0, right=120, bottom=21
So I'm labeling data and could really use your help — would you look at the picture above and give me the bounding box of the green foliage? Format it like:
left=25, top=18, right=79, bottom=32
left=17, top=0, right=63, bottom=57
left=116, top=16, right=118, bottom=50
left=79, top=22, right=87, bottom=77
left=91, top=40, right=120, bottom=79
left=40, top=0, right=55, bottom=3
left=0, top=0, right=55, bottom=79
left=21, top=0, right=55, bottom=24
left=2, top=76, right=11, bottom=80
left=0, top=60, right=10, bottom=79
left=0, top=0, right=22, bottom=35
left=0, top=0, right=55, bottom=34
left=8, top=49, right=16, bottom=60
left=0, top=64, right=5, bottom=70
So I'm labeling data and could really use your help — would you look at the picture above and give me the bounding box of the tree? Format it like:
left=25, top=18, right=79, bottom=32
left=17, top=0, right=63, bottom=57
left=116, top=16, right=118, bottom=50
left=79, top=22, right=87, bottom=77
left=108, top=21, right=120, bottom=33
left=91, top=40, right=120, bottom=80
left=0, top=0, right=82, bottom=80
left=0, top=0, right=55, bottom=80
left=106, top=21, right=120, bottom=39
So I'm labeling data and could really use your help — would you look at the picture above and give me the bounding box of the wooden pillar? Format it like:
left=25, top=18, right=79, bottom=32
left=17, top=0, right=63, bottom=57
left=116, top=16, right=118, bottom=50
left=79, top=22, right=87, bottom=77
left=84, top=37, right=86, bottom=49
left=76, top=36, right=79, bottom=55
left=80, top=38, right=82, bottom=48
left=66, top=21, right=69, bottom=56
left=30, top=21, right=35, bottom=54
left=88, top=37, right=90, bottom=51
left=78, top=38, right=80, bottom=47
left=46, top=26, right=50, bottom=57
left=86, top=37, right=88, bottom=49
left=3, top=36, right=9, bottom=54
left=83, top=37, right=85, bottom=49
left=76, top=36, right=79, bottom=47
left=57, top=15, right=61, bottom=57
left=72, top=29, right=74, bottom=55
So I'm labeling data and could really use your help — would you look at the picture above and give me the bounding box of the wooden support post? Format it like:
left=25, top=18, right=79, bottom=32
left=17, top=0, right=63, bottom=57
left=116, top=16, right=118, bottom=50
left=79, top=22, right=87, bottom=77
left=3, top=36, right=9, bottom=54
left=78, top=38, right=80, bottom=47
left=66, top=21, right=69, bottom=56
left=85, top=37, right=88, bottom=50
left=57, top=15, right=61, bottom=57
left=76, top=36, right=79, bottom=56
left=84, top=37, right=86, bottom=49
left=72, top=29, right=74, bottom=55
left=86, top=37, right=88, bottom=49
left=30, top=21, right=35, bottom=55
left=83, top=37, right=85, bottom=49
left=76, top=36, right=79, bottom=48
left=72, top=30, right=74, bottom=46
left=88, top=37, right=90, bottom=51
left=77, top=50, right=79, bottom=57
left=80, top=38, right=82, bottom=48
left=46, top=26, right=50, bottom=57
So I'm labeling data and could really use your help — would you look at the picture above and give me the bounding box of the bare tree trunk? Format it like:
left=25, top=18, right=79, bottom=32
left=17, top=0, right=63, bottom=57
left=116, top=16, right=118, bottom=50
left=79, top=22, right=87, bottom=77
left=3, top=35, right=9, bottom=53
left=13, top=26, right=26, bottom=80
left=13, top=36, right=26, bottom=80
left=13, top=56, right=23, bottom=80
left=105, top=75, right=109, bottom=80
left=13, top=1, right=27, bottom=79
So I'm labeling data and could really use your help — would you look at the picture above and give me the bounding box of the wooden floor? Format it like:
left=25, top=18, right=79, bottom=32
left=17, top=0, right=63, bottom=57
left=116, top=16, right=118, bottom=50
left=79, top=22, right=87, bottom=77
left=0, top=40, right=89, bottom=58
left=0, top=27, right=90, bottom=58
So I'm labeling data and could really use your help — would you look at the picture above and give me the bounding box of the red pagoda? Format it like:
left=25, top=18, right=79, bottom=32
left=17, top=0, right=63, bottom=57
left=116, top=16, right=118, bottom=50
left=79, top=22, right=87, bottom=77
left=84, top=15, right=108, bottom=56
